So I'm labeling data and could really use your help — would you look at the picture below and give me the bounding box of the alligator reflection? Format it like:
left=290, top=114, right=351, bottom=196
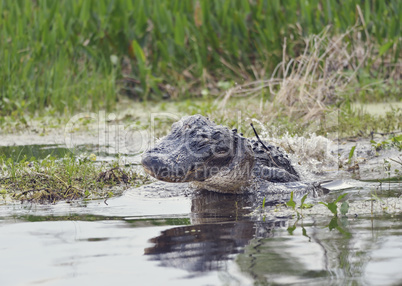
left=144, top=190, right=289, bottom=272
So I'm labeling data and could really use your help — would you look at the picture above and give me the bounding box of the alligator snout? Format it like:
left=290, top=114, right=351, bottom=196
left=141, top=152, right=187, bottom=183
left=142, top=154, right=170, bottom=180
left=141, top=155, right=162, bottom=175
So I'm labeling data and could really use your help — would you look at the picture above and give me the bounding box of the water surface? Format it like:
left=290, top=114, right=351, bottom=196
left=0, top=140, right=401, bottom=286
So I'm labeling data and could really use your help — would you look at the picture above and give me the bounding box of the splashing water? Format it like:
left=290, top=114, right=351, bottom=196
left=250, top=119, right=338, bottom=181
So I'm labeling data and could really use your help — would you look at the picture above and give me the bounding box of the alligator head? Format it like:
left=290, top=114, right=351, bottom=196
left=141, top=115, right=255, bottom=193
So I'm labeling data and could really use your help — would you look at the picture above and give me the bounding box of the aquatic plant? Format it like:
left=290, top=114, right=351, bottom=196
left=0, top=154, right=151, bottom=204
left=319, top=193, right=349, bottom=216
left=371, top=134, right=402, bottom=152
left=347, top=146, right=357, bottom=166
left=284, top=191, right=350, bottom=218
left=285, top=191, right=313, bottom=218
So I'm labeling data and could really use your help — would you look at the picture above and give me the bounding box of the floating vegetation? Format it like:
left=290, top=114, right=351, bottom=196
left=0, top=154, right=151, bottom=204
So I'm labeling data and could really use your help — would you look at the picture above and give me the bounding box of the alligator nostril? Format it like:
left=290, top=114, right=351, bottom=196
left=141, top=155, right=160, bottom=169
left=147, top=147, right=160, bottom=154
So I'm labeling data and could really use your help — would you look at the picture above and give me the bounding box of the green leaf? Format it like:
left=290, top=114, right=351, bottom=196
left=262, top=197, right=266, bottom=208
left=301, top=203, right=314, bottom=209
left=394, top=135, right=402, bottom=141
left=301, top=194, right=308, bottom=206
left=327, top=202, right=338, bottom=216
left=318, top=201, right=328, bottom=207
left=335, top=193, right=348, bottom=203
left=340, top=201, right=349, bottom=216
left=302, top=227, right=308, bottom=237
left=132, top=40, right=146, bottom=64
left=328, top=217, right=338, bottom=230
left=347, top=145, right=356, bottom=165
left=287, top=224, right=296, bottom=235
left=174, top=13, right=185, bottom=46
left=379, top=41, right=393, bottom=57
left=286, top=191, right=296, bottom=210
left=286, top=200, right=296, bottom=209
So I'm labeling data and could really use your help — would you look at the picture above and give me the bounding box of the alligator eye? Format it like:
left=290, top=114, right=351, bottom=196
left=197, top=138, right=210, bottom=148
left=150, top=147, right=161, bottom=153
left=212, top=132, right=222, bottom=140
left=214, top=146, right=229, bottom=154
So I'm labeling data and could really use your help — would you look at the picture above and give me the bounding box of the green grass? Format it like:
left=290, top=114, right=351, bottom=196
left=338, top=107, right=401, bottom=137
left=1, top=0, right=400, bottom=117
left=0, top=153, right=151, bottom=203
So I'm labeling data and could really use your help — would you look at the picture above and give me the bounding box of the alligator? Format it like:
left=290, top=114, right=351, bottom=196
left=141, top=114, right=328, bottom=199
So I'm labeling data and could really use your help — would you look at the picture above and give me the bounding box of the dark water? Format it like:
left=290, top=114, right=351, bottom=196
left=0, top=144, right=141, bottom=162
left=1, top=187, right=401, bottom=286
left=0, top=144, right=401, bottom=285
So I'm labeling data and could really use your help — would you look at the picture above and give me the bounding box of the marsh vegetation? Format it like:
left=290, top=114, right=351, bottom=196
left=0, top=1, right=400, bottom=123
left=0, top=152, right=150, bottom=203
left=0, top=2, right=401, bottom=283
left=1, top=0, right=401, bottom=202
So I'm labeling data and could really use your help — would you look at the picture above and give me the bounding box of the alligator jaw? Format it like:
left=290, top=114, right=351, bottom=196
left=142, top=161, right=185, bottom=183
left=142, top=165, right=155, bottom=177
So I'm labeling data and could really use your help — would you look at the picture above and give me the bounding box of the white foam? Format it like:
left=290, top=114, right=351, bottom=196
left=250, top=119, right=338, bottom=181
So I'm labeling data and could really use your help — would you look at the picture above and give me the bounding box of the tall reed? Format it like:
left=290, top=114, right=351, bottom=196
left=0, top=0, right=400, bottom=115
